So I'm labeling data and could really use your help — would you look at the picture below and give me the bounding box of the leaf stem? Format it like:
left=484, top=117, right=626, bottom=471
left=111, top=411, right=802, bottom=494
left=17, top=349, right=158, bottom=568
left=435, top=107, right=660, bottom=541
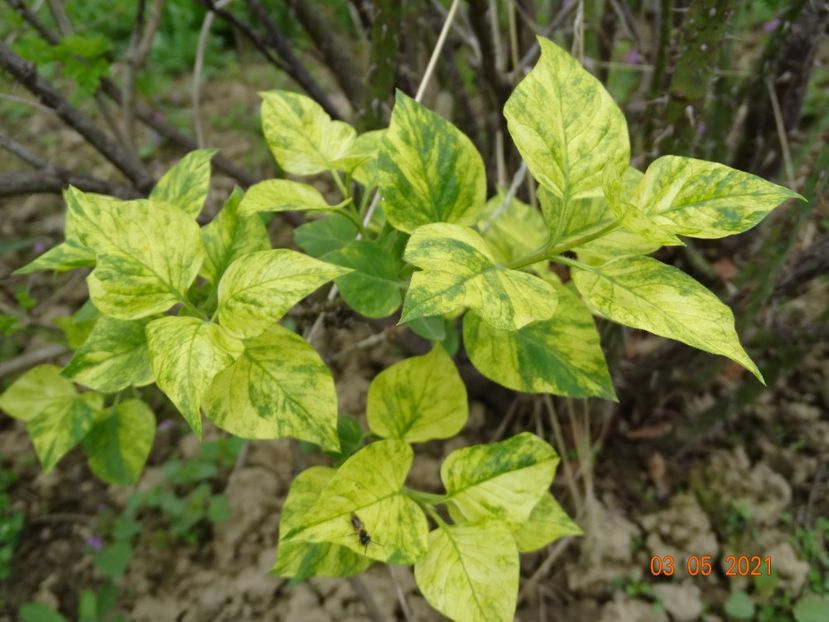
left=549, top=254, right=595, bottom=273
left=504, top=219, right=621, bottom=271
left=404, top=488, right=446, bottom=506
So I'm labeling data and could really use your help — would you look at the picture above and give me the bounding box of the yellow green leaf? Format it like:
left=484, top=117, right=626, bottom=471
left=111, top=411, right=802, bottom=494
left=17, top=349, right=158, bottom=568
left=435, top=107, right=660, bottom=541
left=512, top=493, right=581, bottom=552
left=443, top=432, right=559, bottom=527
left=215, top=249, right=349, bottom=339
left=238, top=179, right=334, bottom=215
left=505, top=37, right=629, bottom=201
left=14, top=240, right=95, bottom=275
left=204, top=325, right=339, bottom=450
left=27, top=391, right=104, bottom=472
left=376, top=91, right=486, bottom=233
left=149, top=149, right=217, bottom=218
left=63, top=187, right=141, bottom=253
left=414, top=519, right=519, bottom=622
left=62, top=316, right=154, bottom=393
left=146, top=316, right=242, bottom=437
left=571, top=255, right=763, bottom=381
left=274, top=466, right=372, bottom=579
left=294, top=215, right=358, bottom=258
left=200, top=187, right=271, bottom=285
left=332, top=129, right=385, bottom=186
left=463, top=281, right=615, bottom=399
left=0, top=364, right=75, bottom=421
left=86, top=202, right=204, bottom=319
left=401, top=223, right=557, bottom=330
left=282, top=440, right=428, bottom=564
left=84, top=398, right=155, bottom=486
left=367, top=346, right=467, bottom=442
left=636, top=155, right=803, bottom=239
left=477, top=192, right=547, bottom=266
left=260, top=90, right=356, bottom=175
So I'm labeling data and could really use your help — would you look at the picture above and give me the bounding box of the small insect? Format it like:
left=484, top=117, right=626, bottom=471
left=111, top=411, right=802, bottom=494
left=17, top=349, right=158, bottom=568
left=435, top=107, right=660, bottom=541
left=349, top=512, right=383, bottom=554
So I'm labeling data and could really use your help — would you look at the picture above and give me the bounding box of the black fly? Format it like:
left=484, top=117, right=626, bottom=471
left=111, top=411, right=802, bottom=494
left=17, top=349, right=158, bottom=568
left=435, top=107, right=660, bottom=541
left=350, top=513, right=382, bottom=554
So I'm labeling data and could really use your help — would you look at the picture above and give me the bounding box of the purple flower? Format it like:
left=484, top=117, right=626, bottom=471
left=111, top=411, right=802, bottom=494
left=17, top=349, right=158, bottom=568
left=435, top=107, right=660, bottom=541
left=624, top=49, right=642, bottom=65
left=763, top=18, right=780, bottom=33
left=33, top=241, right=46, bottom=254
left=86, top=535, right=104, bottom=551
left=158, top=419, right=175, bottom=431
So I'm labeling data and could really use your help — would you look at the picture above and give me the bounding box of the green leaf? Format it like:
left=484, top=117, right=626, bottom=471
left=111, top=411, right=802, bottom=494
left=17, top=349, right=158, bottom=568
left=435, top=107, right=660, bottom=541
left=505, top=37, right=629, bottom=201
left=636, top=155, right=803, bottom=239
left=443, top=432, right=559, bottom=527
left=332, top=416, right=363, bottom=460
left=405, top=316, right=446, bottom=341
left=238, top=179, right=335, bottom=215
left=571, top=256, right=763, bottom=382
left=150, top=149, right=217, bottom=218
left=93, top=542, right=132, bottom=578
left=463, top=281, right=615, bottom=399
left=53, top=300, right=99, bottom=349
left=414, top=519, right=519, bottom=622
left=794, top=594, right=829, bottom=622
left=204, top=325, right=339, bottom=450
left=322, top=240, right=404, bottom=318
left=215, top=249, right=349, bottom=339
left=333, top=129, right=385, bottom=186
left=478, top=192, right=547, bottom=266
left=274, top=466, right=372, bottom=579
left=367, top=346, right=467, bottom=442
left=0, top=364, right=76, bottom=421
left=207, top=495, right=230, bottom=523
left=401, top=223, right=557, bottom=330
left=512, top=493, right=581, bottom=552
left=14, top=240, right=95, bottom=274
left=723, top=591, right=755, bottom=620
left=84, top=399, right=155, bottom=485
left=294, top=215, right=358, bottom=257
left=19, top=603, right=69, bottom=622
left=260, top=90, right=356, bottom=175
left=146, top=317, right=242, bottom=438
left=376, top=91, right=486, bottom=233
left=86, top=201, right=204, bottom=319
left=200, top=187, right=270, bottom=285
left=62, top=317, right=154, bottom=393
left=283, top=440, right=428, bottom=564
left=28, top=391, right=104, bottom=472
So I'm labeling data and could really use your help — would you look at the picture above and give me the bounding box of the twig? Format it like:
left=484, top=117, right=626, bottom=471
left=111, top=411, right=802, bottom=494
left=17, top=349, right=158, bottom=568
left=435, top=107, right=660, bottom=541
left=0, top=130, right=49, bottom=168
left=479, top=161, right=527, bottom=234
left=387, top=566, right=413, bottom=622
left=517, top=537, right=576, bottom=603
left=199, top=0, right=343, bottom=119
left=511, top=0, right=578, bottom=78
left=0, top=91, right=52, bottom=113
left=0, top=41, right=154, bottom=192
left=0, top=343, right=67, bottom=379
left=766, top=77, right=795, bottom=188
left=124, top=0, right=164, bottom=149
left=329, top=327, right=394, bottom=363
left=193, top=1, right=228, bottom=147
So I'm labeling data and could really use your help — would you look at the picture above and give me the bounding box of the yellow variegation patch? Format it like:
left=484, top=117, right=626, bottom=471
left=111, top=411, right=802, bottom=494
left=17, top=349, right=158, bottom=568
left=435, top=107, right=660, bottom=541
left=463, top=281, right=615, bottom=399
left=238, top=179, right=334, bottom=215
left=376, top=91, right=486, bottom=233
left=204, top=325, right=339, bottom=450
left=636, top=155, right=804, bottom=239
left=274, top=466, right=372, bottom=579
left=146, top=316, right=242, bottom=437
left=401, top=223, right=557, bottom=330
left=260, top=90, right=356, bottom=175
left=367, top=346, right=467, bottom=442
left=512, top=492, right=581, bottom=553
left=14, top=240, right=95, bottom=275
left=505, top=37, right=629, bottom=202
left=443, top=432, right=559, bottom=528
left=283, top=440, right=428, bottom=564
left=200, top=187, right=271, bottom=285
left=414, top=519, right=519, bottom=622
left=215, top=249, right=349, bottom=339
left=150, top=149, right=217, bottom=218
left=572, top=255, right=763, bottom=381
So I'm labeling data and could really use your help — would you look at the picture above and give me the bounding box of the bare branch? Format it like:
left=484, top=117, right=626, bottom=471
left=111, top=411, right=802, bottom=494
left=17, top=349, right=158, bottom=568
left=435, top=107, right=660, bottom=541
left=197, top=0, right=344, bottom=120
left=0, top=170, right=139, bottom=199
left=287, top=0, right=364, bottom=109
left=0, top=41, right=154, bottom=192
left=124, top=0, right=164, bottom=149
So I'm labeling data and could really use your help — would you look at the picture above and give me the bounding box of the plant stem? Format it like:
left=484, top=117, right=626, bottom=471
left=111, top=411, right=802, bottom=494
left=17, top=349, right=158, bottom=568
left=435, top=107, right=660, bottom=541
left=404, top=488, right=446, bottom=506
left=550, top=254, right=595, bottom=273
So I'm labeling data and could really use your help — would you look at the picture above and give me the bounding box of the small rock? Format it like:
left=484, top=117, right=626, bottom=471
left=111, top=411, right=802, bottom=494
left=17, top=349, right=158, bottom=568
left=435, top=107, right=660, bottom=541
left=653, top=580, right=704, bottom=622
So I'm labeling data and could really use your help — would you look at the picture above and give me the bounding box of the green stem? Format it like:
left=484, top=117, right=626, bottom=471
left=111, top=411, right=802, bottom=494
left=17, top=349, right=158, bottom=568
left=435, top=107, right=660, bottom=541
left=179, top=295, right=207, bottom=320
left=504, top=219, right=622, bottom=271
left=331, top=169, right=349, bottom=198
left=550, top=254, right=595, bottom=273
left=334, top=205, right=367, bottom=237
left=404, top=488, right=446, bottom=506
